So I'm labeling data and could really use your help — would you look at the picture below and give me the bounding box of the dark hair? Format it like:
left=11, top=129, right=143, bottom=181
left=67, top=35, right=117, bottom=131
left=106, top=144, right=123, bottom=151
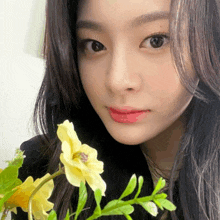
left=33, top=0, right=220, bottom=219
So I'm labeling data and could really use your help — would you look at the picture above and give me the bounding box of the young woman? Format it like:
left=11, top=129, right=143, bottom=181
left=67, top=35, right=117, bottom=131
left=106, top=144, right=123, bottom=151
left=11, top=0, right=220, bottom=219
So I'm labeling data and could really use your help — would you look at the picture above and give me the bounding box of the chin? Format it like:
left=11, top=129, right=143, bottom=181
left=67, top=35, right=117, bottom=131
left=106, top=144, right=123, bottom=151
left=115, top=138, right=142, bottom=146
left=98, top=113, right=160, bottom=146
left=106, top=129, right=151, bottom=146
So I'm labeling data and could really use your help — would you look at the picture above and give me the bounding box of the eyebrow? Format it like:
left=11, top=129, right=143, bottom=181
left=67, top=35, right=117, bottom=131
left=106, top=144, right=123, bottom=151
left=76, top=11, right=169, bottom=32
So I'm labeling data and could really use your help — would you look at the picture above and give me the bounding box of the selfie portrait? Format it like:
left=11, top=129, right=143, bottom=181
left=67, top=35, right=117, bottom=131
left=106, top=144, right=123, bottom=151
left=1, top=0, right=220, bottom=220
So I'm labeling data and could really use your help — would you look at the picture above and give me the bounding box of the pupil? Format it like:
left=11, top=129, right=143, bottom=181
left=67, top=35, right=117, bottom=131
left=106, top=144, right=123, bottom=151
left=150, top=37, right=164, bottom=48
left=92, top=42, right=103, bottom=51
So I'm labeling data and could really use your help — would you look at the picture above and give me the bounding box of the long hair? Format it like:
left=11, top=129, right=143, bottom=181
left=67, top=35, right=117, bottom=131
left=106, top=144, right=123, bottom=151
left=169, top=0, right=220, bottom=219
left=33, top=0, right=220, bottom=219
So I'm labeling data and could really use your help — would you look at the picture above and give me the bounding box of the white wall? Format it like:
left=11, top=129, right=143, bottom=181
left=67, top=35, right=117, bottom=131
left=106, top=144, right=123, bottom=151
left=1, top=0, right=46, bottom=218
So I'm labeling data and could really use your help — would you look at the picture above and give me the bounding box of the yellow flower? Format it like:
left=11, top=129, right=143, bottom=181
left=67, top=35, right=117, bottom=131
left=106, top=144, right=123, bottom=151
left=57, top=120, right=106, bottom=196
left=5, top=173, right=54, bottom=220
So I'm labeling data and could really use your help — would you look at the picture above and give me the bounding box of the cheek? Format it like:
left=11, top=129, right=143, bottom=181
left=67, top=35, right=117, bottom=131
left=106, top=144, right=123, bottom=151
left=145, top=61, right=181, bottom=96
left=79, top=63, right=105, bottom=101
left=145, top=63, right=193, bottom=114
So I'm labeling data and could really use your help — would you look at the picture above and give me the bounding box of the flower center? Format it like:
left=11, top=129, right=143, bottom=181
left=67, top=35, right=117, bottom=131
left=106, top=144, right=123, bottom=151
left=73, top=152, right=89, bottom=163
left=79, top=152, right=88, bottom=163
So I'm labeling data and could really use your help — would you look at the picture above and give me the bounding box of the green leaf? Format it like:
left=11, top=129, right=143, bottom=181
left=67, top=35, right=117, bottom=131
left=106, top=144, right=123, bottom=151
left=47, top=210, right=57, bottom=220
left=0, top=188, right=18, bottom=212
left=119, top=174, right=137, bottom=200
left=74, top=181, right=88, bottom=220
left=0, top=167, right=19, bottom=194
left=152, top=177, right=166, bottom=196
left=2, top=179, right=22, bottom=195
left=64, top=209, right=70, bottom=220
left=134, top=176, right=144, bottom=199
left=102, top=200, right=134, bottom=216
left=153, top=199, right=164, bottom=210
left=157, top=199, right=176, bottom=211
left=92, top=188, right=102, bottom=217
left=139, top=201, right=158, bottom=217
left=6, top=149, right=24, bottom=169
left=151, top=193, right=170, bottom=210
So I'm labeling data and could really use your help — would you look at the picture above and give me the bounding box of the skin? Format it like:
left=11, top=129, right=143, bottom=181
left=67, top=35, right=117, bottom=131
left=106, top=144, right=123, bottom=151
left=76, top=0, right=198, bottom=182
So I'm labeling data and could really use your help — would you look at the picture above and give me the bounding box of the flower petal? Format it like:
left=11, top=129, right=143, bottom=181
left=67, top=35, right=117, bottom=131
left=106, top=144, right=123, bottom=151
left=57, top=121, right=72, bottom=143
left=61, top=141, right=74, bottom=159
left=33, top=174, right=54, bottom=199
left=60, top=153, right=85, bottom=170
left=34, top=192, right=54, bottom=212
left=31, top=200, right=48, bottom=220
left=7, top=174, right=54, bottom=217
left=81, top=144, right=98, bottom=160
left=57, top=120, right=81, bottom=148
left=87, top=161, right=104, bottom=174
left=10, top=207, right=17, bottom=214
left=7, top=177, right=34, bottom=208
left=85, top=173, right=106, bottom=196
left=64, top=163, right=85, bottom=187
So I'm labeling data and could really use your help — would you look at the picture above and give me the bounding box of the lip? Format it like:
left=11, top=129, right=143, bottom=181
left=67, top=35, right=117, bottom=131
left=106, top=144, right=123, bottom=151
left=108, top=107, right=150, bottom=113
left=107, top=107, right=150, bottom=123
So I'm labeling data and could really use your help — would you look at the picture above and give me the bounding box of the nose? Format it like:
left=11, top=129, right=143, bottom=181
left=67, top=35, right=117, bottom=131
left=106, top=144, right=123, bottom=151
left=105, top=46, right=143, bottom=95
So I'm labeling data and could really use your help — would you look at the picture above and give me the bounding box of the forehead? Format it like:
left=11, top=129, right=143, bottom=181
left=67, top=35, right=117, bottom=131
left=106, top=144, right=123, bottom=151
left=77, top=0, right=171, bottom=32
left=77, top=0, right=171, bottom=20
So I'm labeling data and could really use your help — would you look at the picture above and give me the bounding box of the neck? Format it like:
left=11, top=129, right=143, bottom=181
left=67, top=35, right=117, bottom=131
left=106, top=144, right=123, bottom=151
left=140, top=115, right=185, bottom=181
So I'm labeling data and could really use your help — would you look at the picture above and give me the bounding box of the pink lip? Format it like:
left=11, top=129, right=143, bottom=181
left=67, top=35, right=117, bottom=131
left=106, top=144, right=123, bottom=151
left=109, top=107, right=148, bottom=113
left=108, top=107, right=150, bottom=123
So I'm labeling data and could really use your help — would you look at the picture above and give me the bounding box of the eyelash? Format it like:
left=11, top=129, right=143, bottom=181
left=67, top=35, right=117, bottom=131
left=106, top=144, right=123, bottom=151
left=77, top=32, right=170, bottom=55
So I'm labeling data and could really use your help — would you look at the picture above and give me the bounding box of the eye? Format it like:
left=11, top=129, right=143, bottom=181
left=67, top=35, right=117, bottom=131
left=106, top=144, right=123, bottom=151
left=142, top=33, right=170, bottom=49
left=77, top=39, right=106, bottom=54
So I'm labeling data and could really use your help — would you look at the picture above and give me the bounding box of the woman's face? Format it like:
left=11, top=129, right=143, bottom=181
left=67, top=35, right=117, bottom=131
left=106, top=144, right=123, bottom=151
left=76, top=0, right=196, bottom=145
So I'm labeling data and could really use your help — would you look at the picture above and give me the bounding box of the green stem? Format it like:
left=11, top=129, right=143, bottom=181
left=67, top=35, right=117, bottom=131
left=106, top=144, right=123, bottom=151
left=69, top=207, right=91, bottom=218
left=136, top=195, right=153, bottom=203
left=28, top=169, right=64, bottom=220
left=86, top=196, right=153, bottom=220
left=1, top=208, right=9, bottom=220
